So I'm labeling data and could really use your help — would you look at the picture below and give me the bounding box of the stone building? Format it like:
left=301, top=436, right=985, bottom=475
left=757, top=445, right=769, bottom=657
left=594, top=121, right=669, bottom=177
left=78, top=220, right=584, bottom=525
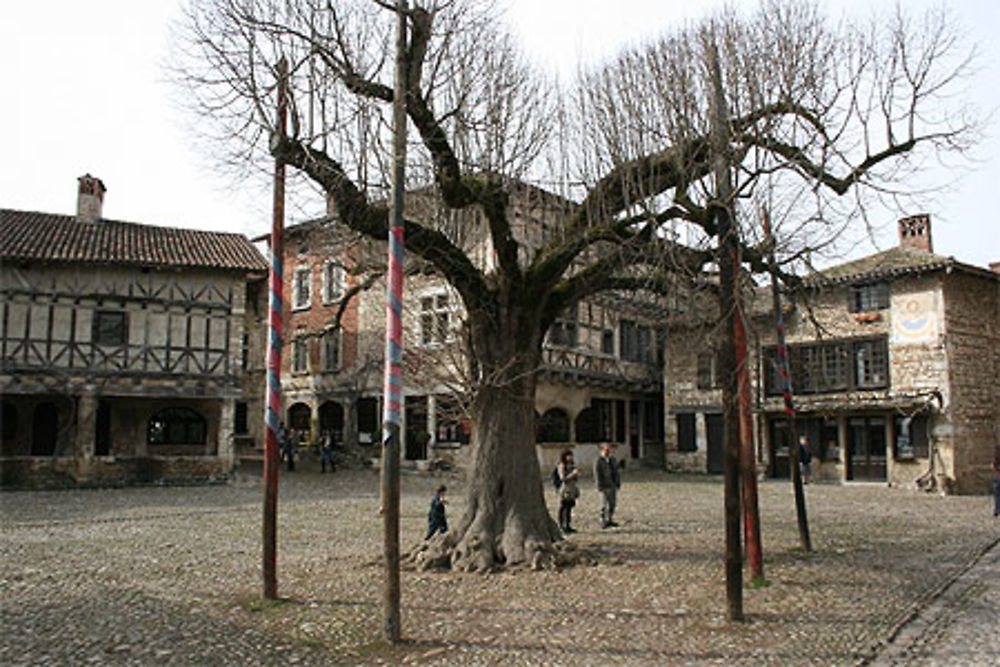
left=665, top=215, right=1000, bottom=494
left=258, top=182, right=666, bottom=473
left=0, top=175, right=267, bottom=489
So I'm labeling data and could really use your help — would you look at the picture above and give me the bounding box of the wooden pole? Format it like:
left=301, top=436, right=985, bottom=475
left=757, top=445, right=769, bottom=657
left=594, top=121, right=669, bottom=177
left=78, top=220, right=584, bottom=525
left=734, top=265, right=764, bottom=582
left=262, top=56, right=288, bottom=601
left=761, top=209, right=812, bottom=552
left=381, top=0, right=408, bottom=643
left=707, top=38, right=743, bottom=622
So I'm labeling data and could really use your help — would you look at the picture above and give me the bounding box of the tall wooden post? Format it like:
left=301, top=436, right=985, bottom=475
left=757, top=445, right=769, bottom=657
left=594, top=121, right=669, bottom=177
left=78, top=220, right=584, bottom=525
left=381, top=0, right=408, bottom=644
left=734, top=265, right=763, bottom=582
left=761, top=209, right=811, bottom=552
left=707, top=38, right=743, bottom=622
left=263, top=56, right=288, bottom=601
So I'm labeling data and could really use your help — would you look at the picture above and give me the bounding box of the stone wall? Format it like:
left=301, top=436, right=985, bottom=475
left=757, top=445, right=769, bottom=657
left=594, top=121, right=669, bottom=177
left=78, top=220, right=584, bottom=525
left=942, top=272, right=1000, bottom=493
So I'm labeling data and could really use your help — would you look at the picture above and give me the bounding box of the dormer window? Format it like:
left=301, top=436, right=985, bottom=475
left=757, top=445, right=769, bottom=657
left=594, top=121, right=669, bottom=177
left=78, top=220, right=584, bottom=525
left=848, top=282, right=889, bottom=313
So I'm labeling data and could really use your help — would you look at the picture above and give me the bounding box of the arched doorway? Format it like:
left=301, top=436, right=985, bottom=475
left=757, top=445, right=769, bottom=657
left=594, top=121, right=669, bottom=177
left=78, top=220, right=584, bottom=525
left=318, top=401, right=344, bottom=444
left=287, top=403, right=312, bottom=441
left=31, top=402, right=58, bottom=456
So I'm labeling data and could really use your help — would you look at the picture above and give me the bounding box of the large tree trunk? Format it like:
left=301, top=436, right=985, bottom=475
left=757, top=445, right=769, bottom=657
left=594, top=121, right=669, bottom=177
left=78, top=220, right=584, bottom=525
left=410, top=314, right=566, bottom=572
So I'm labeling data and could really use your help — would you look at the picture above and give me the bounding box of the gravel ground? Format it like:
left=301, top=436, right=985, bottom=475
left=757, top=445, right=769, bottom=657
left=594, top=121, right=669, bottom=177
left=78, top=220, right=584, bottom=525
left=2, top=463, right=998, bottom=666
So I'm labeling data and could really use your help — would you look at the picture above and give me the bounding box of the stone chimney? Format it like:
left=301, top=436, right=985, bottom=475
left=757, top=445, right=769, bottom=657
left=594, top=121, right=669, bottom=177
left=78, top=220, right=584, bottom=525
left=898, top=214, right=933, bottom=253
left=76, top=174, right=106, bottom=223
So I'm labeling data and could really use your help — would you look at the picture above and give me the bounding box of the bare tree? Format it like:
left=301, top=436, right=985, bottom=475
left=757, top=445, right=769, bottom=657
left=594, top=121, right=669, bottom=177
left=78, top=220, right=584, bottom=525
left=172, top=0, right=980, bottom=574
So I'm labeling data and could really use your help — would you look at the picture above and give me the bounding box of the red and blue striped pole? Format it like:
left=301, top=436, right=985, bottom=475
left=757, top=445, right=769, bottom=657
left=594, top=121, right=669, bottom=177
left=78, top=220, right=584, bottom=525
left=380, top=0, right=408, bottom=643
left=263, top=56, right=288, bottom=600
left=762, top=209, right=811, bottom=552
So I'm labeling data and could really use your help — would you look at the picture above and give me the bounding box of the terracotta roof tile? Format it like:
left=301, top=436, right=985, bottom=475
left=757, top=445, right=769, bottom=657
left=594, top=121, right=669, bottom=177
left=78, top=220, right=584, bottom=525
left=0, top=210, right=267, bottom=272
left=804, top=246, right=998, bottom=286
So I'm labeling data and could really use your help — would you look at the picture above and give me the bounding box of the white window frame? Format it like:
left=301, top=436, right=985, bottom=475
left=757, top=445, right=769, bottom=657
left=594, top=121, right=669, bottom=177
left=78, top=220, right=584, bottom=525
left=418, top=290, right=454, bottom=347
left=323, top=328, right=341, bottom=372
left=292, top=336, right=309, bottom=374
left=293, top=267, right=312, bottom=310
left=322, top=261, right=345, bottom=304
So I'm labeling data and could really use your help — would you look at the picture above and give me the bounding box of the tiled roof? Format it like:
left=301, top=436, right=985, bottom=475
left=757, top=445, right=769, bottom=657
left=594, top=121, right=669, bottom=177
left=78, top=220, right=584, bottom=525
left=0, top=209, right=267, bottom=272
left=804, top=245, right=998, bottom=286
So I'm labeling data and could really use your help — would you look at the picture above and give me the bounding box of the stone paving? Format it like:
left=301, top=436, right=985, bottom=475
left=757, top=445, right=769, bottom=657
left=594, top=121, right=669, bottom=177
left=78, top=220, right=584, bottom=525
left=866, top=537, right=1000, bottom=666
left=1, top=464, right=998, bottom=665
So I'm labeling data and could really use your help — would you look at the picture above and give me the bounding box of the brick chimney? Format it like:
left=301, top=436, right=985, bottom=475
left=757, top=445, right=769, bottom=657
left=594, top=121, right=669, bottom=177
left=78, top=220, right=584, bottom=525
left=898, top=214, right=932, bottom=253
left=76, top=174, right=106, bottom=223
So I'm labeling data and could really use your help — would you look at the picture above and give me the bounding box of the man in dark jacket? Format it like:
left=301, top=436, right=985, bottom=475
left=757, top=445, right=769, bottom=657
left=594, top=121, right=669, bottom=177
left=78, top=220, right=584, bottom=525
left=594, top=443, right=621, bottom=528
left=426, top=485, right=448, bottom=539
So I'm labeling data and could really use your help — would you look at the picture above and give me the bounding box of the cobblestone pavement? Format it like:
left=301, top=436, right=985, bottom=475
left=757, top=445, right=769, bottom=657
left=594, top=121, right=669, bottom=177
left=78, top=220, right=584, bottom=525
left=2, top=465, right=999, bottom=665
left=867, top=536, right=1000, bottom=666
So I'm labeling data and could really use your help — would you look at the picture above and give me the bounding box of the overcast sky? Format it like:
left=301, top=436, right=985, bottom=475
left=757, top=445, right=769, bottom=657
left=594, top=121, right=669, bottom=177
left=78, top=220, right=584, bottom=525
left=1, top=0, right=996, bottom=267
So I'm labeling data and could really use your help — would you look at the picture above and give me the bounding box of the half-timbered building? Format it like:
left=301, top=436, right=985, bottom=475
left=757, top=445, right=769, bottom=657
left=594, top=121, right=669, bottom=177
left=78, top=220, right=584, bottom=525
left=0, top=175, right=267, bottom=488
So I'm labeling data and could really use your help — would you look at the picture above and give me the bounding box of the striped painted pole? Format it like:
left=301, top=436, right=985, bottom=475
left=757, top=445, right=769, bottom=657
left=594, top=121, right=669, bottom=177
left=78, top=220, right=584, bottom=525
left=381, top=0, right=408, bottom=643
left=382, top=225, right=405, bottom=433
left=762, top=209, right=811, bottom=552
left=262, top=56, right=288, bottom=601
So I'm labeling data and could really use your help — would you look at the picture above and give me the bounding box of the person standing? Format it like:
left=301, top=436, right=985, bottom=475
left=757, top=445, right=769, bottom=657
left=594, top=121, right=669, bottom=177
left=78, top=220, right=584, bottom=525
left=594, top=443, right=621, bottom=528
left=798, top=435, right=812, bottom=484
left=319, top=430, right=335, bottom=473
left=557, top=449, right=581, bottom=533
left=992, top=452, right=1000, bottom=517
left=426, top=485, right=448, bottom=539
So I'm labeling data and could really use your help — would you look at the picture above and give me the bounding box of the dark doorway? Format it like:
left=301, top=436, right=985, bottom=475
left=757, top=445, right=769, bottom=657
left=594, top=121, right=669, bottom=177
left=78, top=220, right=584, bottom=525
left=847, top=416, right=887, bottom=481
left=629, top=400, right=641, bottom=459
left=356, top=397, right=378, bottom=445
left=31, top=402, right=58, bottom=456
left=706, top=413, right=724, bottom=474
left=95, top=400, right=111, bottom=456
left=405, top=396, right=429, bottom=460
left=318, top=401, right=344, bottom=444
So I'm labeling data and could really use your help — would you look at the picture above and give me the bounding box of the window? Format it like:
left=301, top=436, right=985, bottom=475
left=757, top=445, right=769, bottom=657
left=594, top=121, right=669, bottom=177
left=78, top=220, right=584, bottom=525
left=323, top=261, right=345, bottom=303
left=420, top=293, right=451, bottom=345
left=93, top=311, right=127, bottom=346
left=435, top=396, right=469, bottom=444
left=697, top=352, right=721, bottom=389
left=293, top=267, right=311, bottom=309
left=620, top=320, right=654, bottom=363
left=293, top=337, right=308, bottom=373
left=2, top=401, right=17, bottom=443
left=148, top=407, right=206, bottom=445
left=764, top=336, right=889, bottom=395
left=676, top=413, right=697, bottom=452
left=547, top=305, right=578, bottom=348
left=601, top=329, right=615, bottom=355
left=234, top=402, right=248, bottom=435
left=854, top=338, right=888, bottom=389
left=848, top=282, right=889, bottom=312
left=537, top=408, right=570, bottom=442
left=240, top=334, right=249, bottom=372
left=323, top=329, right=341, bottom=372
left=894, top=414, right=929, bottom=459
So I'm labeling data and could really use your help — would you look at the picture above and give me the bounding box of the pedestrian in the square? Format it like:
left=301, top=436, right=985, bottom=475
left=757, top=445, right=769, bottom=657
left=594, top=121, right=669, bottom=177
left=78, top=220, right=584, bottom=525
left=426, top=485, right=448, bottom=539
left=319, top=430, right=335, bottom=473
left=282, top=427, right=296, bottom=472
left=557, top=449, right=581, bottom=533
left=594, top=443, right=621, bottom=528
left=798, top=435, right=812, bottom=484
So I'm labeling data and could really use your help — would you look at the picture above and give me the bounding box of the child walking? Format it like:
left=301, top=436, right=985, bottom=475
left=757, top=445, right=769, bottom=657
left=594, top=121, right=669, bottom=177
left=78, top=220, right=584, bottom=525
left=426, top=485, right=448, bottom=539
